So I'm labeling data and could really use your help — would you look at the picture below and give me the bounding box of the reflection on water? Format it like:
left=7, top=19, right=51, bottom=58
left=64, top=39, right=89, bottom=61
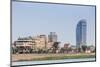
left=12, top=58, right=95, bottom=66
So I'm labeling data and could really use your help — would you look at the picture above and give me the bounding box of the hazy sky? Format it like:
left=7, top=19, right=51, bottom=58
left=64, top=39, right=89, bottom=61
left=12, top=1, right=95, bottom=47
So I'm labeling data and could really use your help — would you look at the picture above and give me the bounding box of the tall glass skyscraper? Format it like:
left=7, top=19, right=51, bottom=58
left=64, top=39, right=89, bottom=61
left=76, top=19, right=87, bottom=52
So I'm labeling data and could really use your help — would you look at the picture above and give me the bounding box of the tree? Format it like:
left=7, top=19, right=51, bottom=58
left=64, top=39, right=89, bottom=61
left=81, top=45, right=87, bottom=52
left=52, top=42, right=60, bottom=53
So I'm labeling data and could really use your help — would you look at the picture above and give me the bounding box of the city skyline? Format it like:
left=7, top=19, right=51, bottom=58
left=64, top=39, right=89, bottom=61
left=12, top=1, right=96, bottom=47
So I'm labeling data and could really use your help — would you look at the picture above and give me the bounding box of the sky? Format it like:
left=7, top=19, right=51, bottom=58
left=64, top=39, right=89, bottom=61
left=12, top=1, right=96, bottom=47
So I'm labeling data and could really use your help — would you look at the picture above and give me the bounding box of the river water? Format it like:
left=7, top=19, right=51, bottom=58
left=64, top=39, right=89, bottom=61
left=12, top=58, right=95, bottom=66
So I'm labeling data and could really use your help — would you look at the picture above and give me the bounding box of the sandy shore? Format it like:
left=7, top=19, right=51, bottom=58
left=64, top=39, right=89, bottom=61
left=11, top=53, right=95, bottom=62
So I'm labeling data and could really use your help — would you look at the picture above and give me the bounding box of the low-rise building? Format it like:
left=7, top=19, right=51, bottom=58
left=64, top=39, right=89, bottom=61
left=34, top=35, right=47, bottom=50
left=12, top=32, right=59, bottom=53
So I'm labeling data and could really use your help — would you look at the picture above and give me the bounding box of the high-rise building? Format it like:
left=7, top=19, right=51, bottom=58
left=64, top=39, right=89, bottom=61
left=76, top=19, right=87, bottom=52
left=48, top=32, right=57, bottom=42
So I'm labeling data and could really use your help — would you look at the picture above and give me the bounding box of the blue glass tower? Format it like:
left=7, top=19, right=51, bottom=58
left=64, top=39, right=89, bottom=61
left=76, top=19, right=87, bottom=52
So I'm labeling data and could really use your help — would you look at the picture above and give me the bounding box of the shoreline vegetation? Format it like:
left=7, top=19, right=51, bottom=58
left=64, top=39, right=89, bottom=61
left=12, top=53, right=95, bottom=62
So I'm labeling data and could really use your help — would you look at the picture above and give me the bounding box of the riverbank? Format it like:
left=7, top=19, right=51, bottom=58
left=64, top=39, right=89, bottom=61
left=12, top=53, right=95, bottom=62
left=12, top=58, right=95, bottom=66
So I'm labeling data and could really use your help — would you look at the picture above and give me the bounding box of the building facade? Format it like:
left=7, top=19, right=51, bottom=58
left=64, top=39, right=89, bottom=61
left=12, top=32, right=59, bottom=53
left=34, top=35, right=47, bottom=50
left=48, top=32, right=57, bottom=42
left=76, top=19, right=87, bottom=52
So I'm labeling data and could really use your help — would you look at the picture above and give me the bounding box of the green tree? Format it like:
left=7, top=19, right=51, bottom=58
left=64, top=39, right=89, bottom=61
left=81, top=45, right=87, bottom=52
left=52, top=42, right=60, bottom=53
